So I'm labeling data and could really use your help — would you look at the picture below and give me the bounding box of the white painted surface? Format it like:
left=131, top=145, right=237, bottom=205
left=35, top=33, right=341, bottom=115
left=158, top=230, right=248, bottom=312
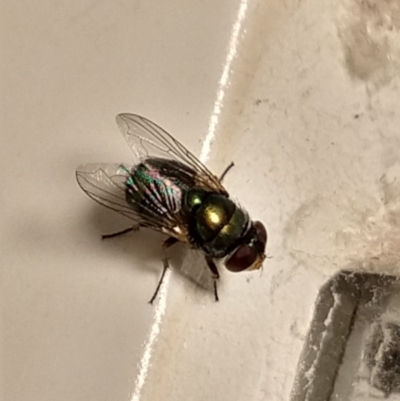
left=2, top=0, right=400, bottom=400
left=1, top=1, right=242, bottom=400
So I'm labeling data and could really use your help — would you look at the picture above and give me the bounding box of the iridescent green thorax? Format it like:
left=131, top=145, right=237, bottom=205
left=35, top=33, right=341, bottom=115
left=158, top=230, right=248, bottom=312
left=184, top=190, right=249, bottom=258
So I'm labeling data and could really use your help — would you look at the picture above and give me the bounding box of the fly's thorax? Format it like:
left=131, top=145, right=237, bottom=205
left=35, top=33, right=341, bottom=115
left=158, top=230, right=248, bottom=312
left=184, top=189, right=206, bottom=212
left=184, top=190, right=249, bottom=258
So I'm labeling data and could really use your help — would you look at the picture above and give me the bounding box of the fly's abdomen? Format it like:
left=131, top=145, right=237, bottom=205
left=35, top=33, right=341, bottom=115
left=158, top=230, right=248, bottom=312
left=185, top=191, right=248, bottom=258
left=125, top=158, right=195, bottom=218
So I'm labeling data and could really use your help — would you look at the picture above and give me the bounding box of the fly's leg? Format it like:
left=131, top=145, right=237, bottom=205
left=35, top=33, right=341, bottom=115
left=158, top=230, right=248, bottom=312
left=205, top=256, right=220, bottom=302
left=219, top=161, right=234, bottom=183
left=149, top=237, right=179, bottom=304
left=101, top=224, right=141, bottom=239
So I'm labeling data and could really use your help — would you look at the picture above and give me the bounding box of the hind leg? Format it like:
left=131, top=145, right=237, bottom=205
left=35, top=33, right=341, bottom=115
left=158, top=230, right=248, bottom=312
left=101, top=224, right=141, bottom=239
left=149, top=237, right=179, bottom=304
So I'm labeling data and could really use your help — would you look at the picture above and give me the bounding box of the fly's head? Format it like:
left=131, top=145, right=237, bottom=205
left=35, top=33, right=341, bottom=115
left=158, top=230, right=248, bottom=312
left=225, top=221, right=267, bottom=272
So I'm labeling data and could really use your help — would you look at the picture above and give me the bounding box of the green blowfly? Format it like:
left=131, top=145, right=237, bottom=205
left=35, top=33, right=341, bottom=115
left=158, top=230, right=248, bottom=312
left=76, top=114, right=267, bottom=303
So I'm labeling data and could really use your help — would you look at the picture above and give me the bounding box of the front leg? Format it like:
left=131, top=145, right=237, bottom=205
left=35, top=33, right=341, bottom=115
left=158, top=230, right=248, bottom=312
left=205, top=256, right=220, bottom=302
left=218, top=161, right=234, bottom=183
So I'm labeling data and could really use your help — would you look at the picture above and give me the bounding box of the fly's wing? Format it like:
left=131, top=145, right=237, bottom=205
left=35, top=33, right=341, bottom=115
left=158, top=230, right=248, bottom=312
left=116, top=113, right=228, bottom=196
left=76, top=163, right=190, bottom=242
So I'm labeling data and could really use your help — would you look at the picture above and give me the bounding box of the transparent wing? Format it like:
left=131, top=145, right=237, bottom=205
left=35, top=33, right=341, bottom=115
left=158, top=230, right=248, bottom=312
left=75, top=163, right=189, bottom=241
left=116, top=113, right=228, bottom=195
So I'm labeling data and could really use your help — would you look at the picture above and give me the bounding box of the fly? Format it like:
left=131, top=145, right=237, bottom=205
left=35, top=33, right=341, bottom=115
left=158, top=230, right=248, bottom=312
left=76, top=114, right=267, bottom=303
